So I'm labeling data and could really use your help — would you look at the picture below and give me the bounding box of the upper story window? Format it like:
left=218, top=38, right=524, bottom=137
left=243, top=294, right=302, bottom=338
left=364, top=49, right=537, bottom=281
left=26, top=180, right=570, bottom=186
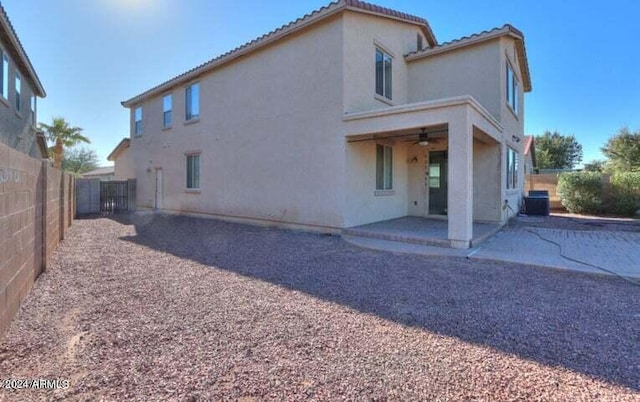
left=15, top=73, right=20, bottom=112
left=506, top=62, right=519, bottom=115
left=417, top=34, right=423, bottom=51
left=185, top=83, right=199, bottom=121
left=30, top=95, right=36, bottom=125
left=375, top=48, right=392, bottom=100
left=376, top=144, right=393, bottom=190
left=1, top=51, right=7, bottom=100
left=506, top=147, right=519, bottom=189
left=134, top=106, right=142, bottom=136
left=163, top=94, right=172, bottom=128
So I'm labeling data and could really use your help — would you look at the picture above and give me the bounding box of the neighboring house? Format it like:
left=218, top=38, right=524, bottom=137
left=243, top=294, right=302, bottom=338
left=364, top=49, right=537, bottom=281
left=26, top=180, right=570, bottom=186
left=107, top=138, right=134, bottom=180
left=523, top=135, right=536, bottom=174
left=0, top=3, right=47, bottom=159
left=82, top=166, right=114, bottom=181
left=121, top=0, right=531, bottom=249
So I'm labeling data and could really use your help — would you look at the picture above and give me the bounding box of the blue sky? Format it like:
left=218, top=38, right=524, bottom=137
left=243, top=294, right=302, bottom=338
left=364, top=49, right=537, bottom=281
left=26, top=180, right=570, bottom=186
left=4, top=0, right=639, bottom=166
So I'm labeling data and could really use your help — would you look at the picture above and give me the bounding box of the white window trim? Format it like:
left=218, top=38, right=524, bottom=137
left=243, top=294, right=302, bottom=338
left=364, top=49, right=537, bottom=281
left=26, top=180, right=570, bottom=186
left=506, top=146, right=519, bottom=190
left=134, top=106, right=143, bottom=136
left=374, top=43, right=393, bottom=102
left=185, top=82, right=200, bottom=122
left=506, top=61, right=519, bottom=118
left=375, top=144, right=393, bottom=191
left=14, top=72, right=21, bottom=114
left=185, top=152, right=201, bottom=191
left=0, top=50, right=8, bottom=102
left=162, top=94, right=172, bottom=129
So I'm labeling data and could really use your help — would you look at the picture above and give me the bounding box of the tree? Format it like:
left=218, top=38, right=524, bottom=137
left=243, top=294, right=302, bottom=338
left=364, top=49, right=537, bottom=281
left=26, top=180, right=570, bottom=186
left=583, top=160, right=606, bottom=172
left=535, top=131, right=583, bottom=169
left=601, top=127, right=640, bottom=172
left=38, top=117, right=90, bottom=169
left=61, top=147, right=99, bottom=175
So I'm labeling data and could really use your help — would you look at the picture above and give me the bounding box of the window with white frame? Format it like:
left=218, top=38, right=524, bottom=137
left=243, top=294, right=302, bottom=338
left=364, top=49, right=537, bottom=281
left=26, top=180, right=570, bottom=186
left=163, top=94, right=172, bottom=127
left=506, top=147, right=519, bottom=189
left=1, top=51, right=7, bottom=100
left=186, top=154, right=200, bottom=189
left=506, top=62, right=519, bottom=115
left=30, top=95, right=36, bottom=125
left=376, top=144, right=393, bottom=190
left=375, top=48, right=392, bottom=100
left=134, top=106, right=142, bottom=135
left=14, top=73, right=20, bottom=111
left=185, top=83, right=199, bottom=121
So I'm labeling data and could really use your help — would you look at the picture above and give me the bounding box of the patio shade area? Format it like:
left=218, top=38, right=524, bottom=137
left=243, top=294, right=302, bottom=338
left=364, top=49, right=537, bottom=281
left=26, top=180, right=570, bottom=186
left=342, top=217, right=501, bottom=248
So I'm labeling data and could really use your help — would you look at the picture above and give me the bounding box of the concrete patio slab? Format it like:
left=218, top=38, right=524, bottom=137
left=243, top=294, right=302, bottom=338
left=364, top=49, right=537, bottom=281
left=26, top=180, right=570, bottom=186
left=344, top=223, right=640, bottom=280
left=343, top=217, right=501, bottom=248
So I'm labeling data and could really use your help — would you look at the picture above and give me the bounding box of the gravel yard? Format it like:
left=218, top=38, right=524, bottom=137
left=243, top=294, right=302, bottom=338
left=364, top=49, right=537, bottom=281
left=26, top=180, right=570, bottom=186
left=1, top=214, right=639, bottom=400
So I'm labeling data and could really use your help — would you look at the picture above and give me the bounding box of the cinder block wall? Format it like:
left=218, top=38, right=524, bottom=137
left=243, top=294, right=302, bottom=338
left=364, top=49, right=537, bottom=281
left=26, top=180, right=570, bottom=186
left=0, top=142, right=74, bottom=336
left=525, top=173, right=564, bottom=210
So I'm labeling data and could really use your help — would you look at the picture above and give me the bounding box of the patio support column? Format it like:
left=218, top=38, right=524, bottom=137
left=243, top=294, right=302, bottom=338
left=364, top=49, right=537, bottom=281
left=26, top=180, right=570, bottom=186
left=447, top=108, right=473, bottom=249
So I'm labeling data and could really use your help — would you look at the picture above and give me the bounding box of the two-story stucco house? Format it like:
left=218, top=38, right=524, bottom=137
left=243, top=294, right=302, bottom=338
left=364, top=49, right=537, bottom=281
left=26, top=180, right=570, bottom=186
left=0, top=3, right=47, bottom=159
left=120, top=0, right=531, bottom=249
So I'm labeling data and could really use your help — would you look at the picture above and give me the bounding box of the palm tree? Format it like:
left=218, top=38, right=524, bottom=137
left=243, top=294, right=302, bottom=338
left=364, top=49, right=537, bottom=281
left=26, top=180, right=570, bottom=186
left=38, top=117, right=90, bottom=169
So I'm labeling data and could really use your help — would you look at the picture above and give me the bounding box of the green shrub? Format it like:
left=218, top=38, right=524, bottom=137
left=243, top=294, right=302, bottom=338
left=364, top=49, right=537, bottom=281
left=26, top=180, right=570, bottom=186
left=610, top=172, right=640, bottom=216
left=557, top=172, right=603, bottom=214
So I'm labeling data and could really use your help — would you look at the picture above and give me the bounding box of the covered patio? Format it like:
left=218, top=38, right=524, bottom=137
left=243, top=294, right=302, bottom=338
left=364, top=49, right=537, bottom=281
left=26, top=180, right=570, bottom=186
left=343, top=216, right=501, bottom=248
left=343, top=95, right=507, bottom=249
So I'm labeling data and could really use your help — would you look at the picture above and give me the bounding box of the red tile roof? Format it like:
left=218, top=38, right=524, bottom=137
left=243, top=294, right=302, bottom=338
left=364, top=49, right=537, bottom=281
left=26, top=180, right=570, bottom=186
left=122, top=0, right=437, bottom=107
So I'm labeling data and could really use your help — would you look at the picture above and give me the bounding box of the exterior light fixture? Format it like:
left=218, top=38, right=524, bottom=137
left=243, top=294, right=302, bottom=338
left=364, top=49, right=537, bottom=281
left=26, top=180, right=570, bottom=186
left=418, top=128, right=429, bottom=146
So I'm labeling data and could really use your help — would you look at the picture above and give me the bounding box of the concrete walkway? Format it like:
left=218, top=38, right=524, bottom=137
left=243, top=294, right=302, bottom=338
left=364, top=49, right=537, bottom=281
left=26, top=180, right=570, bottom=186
left=344, top=224, right=640, bottom=280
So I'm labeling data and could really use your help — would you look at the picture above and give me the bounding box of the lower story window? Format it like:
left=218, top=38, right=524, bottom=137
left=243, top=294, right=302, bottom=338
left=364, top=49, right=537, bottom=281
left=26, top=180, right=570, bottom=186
left=376, top=144, right=393, bottom=190
left=507, top=147, right=519, bottom=189
left=186, top=154, right=200, bottom=189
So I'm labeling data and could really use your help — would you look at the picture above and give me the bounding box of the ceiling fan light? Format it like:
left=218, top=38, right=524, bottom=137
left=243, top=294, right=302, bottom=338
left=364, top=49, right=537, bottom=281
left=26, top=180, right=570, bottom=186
left=418, top=140, right=430, bottom=146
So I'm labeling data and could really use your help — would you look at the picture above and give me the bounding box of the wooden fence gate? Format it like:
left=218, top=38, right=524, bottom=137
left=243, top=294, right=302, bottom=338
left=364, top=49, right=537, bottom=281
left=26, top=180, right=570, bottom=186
left=100, top=181, right=129, bottom=214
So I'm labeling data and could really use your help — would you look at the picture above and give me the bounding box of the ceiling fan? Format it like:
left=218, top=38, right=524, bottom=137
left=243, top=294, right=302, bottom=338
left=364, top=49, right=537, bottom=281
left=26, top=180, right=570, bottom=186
left=413, top=128, right=442, bottom=146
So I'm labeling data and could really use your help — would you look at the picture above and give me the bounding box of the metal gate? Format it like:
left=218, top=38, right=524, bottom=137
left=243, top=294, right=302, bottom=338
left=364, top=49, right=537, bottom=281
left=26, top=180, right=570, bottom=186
left=100, top=181, right=128, bottom=214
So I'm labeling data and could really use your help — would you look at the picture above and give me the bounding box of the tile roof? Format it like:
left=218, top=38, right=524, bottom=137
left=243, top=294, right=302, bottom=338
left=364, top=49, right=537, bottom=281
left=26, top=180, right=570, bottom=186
left=83, top=166, right=115, bottom=177
left=524, top=135, right=534, bottom=155
left=122, top=0, right=436, bottom=107
left=107, top=138, right=130, bottom=161
left=0, top=3, right=45, bottom=97
left=406, top=24, right=532, bottom=92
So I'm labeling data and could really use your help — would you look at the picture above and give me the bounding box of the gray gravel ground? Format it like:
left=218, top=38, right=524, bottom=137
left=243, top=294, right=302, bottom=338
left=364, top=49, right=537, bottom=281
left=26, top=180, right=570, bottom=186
left=1, top=214, right=639, bottom=401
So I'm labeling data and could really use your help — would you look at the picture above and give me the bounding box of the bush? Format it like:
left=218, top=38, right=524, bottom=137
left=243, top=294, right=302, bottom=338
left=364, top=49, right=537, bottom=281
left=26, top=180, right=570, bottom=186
left=557, top=172, right=603, bottom=214
left=610, top=172, right=640, bottom=216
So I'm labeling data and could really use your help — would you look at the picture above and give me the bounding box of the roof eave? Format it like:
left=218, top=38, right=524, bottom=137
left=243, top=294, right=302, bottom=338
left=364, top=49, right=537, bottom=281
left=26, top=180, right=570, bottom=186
left=107, top=138, right=131, bottom=161
left=122, top=0, right=437, bottom=107
left=405, top=24, right=531, bottom=92
left=0, top=5, right=46, bottom=97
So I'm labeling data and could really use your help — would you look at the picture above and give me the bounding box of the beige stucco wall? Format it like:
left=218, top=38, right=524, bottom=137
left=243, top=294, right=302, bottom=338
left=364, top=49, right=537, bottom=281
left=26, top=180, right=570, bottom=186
left=113, top=146, right=134, bottom=180
left=125, top=9, right=527, bottom=236
left=344, top=140, right=409, bottom=227
left=129, top=16, right=346, bottom=230
left=500, top=37, right=526, bottom=215
left=407, top=40, right=502, bottom=121
left=342, top=11, right=423, bottom=114
left=473, top=139, right=501, bottom=222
